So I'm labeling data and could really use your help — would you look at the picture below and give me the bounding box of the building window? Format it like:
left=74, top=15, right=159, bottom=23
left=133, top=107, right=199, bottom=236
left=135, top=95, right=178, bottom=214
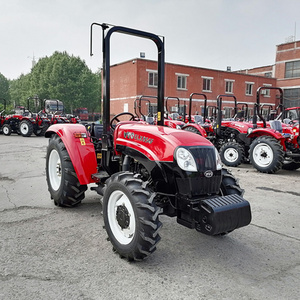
left=262, top=84, right=271, bottom=97
left=246, top=82, right=254, bottom=96
left=224, top=107, right=233, bottom=119
left=202, top=77, right=213, bottom=92
left=148, top=71, right=158, bottom=87
left=285, top=60, right=300, bottom=78
left=225, top=80, right=234, bottom=93
left=177, top=74, right=188, bottom=90
left=284, top=88, right=300, bottom=107
left=264, top=72, right=272, bottom=78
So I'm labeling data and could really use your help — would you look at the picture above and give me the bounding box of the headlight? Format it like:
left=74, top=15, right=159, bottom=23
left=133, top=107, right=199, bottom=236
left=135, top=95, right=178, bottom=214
left=247, top=128, right=253, bottom=135
left=215, top=148, right=222, bottom=170
left=175, top=147, right=197, bottom=172
left=176, top=125, right=182, bottom=130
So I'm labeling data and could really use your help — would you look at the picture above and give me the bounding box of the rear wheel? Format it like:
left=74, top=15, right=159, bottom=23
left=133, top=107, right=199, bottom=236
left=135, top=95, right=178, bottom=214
left=102, top=172, right=162, bottom=261
left=249, top=136, right=284, bottom=174
left=2, top=124, right=12, bottom=136
left=183, top=126, right=201, bottom=135
left=19, top=120, right=33, bottom=137
left=219, top=142, right=245, bottom=167
left=46, top=134, right=87, bottom=207
left=34, top=123, right=50, bottom=136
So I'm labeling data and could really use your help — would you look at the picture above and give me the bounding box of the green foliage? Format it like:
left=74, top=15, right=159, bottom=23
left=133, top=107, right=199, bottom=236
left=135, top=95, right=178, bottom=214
left=0, top=72, right=10, bottom=110
left=5, top=51, right=101, bottom=114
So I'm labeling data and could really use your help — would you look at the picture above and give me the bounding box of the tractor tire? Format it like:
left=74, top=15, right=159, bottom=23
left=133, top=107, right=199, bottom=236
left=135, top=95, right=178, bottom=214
left=34, top=123, right=50, bottom=136
left=219, top=142, right=245, bottom=167
left=102, top=172, right=162, bottom=261
left=249, top=136, right=284, bottom=174
left=219, top=168, right=244, bottom=197
left=19, top=120, right=33, bottom=137
left=2, top=124, right=12, bottom=136
left=183, top=126, right=201, bottom=135
left=282, top=159, right=300, bottom=170
left=46, top=134, right=87, bottom=207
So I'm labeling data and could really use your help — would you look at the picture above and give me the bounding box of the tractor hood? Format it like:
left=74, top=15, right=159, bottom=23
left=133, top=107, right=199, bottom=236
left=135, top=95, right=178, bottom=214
left=115, top=122, right=213, bottom=162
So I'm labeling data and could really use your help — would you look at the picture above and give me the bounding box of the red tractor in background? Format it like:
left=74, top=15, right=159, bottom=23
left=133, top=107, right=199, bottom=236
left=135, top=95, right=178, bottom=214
left=214, top=87, right=300, bottom=173
left=164, top=96, right=185, bottom=129
left=2, top=105, right=38, bottom=137
left=45, top=23, right=251, bottom=261
left=182, top=92, right=213, bottom=138
left=26, top=96, right=51, bottom=136
left=43, top=99, right=80, bottom=124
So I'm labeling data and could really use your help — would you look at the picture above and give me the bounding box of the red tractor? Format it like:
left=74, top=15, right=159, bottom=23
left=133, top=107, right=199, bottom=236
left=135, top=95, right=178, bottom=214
left=164, top=96, right=185, bottom=129
left=182, top=92, right=213, bottom=138
left=214, top=87, right=300, bottom=173
left=45, top=23, right=251, bottom=261
left=274, top=96, right=300, bottom=170
left=2, top=105, right=37, bottom=137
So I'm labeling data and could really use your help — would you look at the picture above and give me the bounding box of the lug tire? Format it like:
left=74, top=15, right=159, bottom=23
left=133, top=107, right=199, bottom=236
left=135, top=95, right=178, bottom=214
left=2, top=124, right=12, bottom=136
left=219, top=168, right=244, bottom=197
left=34, top=123, right=50, bottom=136
left=249, top=136, right=284, bottom=174
left=46, top=134, right=87, bottom=207
left=282, top=159, right=300, bottom=170
left=19, top=120, right=33, bottom=137
left=183, top=126, right=201, bottom=135
left=102, top=172, right=162, bottom=261
left=219, top=142, right=245, bottom=167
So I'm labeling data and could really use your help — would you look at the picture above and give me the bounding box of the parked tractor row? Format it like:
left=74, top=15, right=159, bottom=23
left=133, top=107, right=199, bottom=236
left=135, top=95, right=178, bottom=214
left=0, top=99, right=81, bottom=137
left=179, top=87, right=300, bottom=174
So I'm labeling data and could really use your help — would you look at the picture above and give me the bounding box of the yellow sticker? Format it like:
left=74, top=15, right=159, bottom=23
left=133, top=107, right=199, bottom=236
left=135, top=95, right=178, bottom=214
left=97, top=153, right=102, bottom=159
left=80, top=138, right=86, bottom=145
left=157, top=111, right=161, bottom=121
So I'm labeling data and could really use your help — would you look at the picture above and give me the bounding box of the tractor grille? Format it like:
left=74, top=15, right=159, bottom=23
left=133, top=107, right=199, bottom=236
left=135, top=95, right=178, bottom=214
left=176, top=146, right=221, bottom=197
left=189, top=146, right=218, bottom=172
left=176, top=172, right=221, bottom=196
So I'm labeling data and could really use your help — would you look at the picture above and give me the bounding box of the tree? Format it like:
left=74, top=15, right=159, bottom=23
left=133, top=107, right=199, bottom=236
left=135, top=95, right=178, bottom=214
left=0, top=72, right=10, bottom=109
left=30, top=51, right=101, bottom=113
left=9, top=73, right=32, bottom=110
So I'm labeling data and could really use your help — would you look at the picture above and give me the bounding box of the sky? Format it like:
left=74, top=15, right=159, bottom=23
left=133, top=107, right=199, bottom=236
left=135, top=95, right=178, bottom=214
left=1, top=0, right=300, bottom=80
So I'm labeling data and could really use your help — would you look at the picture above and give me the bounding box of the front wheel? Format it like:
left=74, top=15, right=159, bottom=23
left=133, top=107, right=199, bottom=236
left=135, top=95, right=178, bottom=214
left=219, top=168, right=244, bottom=197
left=19, top=120, right=33, bottom=137
left=102, top=172, right=162, bottom=261
left=46, top=134, right=87, bottom=206
left=219, top=142, right=245, bottom=167
left=249, top=136, right=284, bottom=174
left=2, top=124, right=12, bottom=136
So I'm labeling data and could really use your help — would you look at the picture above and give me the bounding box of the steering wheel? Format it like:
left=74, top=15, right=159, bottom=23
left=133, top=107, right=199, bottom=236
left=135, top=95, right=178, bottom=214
left=110, top=112, right=136, bottom=129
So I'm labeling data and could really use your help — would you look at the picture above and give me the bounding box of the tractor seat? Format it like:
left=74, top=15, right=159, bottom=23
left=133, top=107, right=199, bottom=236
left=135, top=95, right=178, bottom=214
left=270, top=120, right=283, bottom=133
left=87, top=123, right=103, bottom=140
left=145, top=116, right=155, bottom=124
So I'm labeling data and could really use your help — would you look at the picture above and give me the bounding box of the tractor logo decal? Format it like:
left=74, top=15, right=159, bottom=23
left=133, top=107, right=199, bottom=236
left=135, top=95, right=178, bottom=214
left=204, top=170, right=213, bottom=178
left=124, top=131, right=153, bottom=144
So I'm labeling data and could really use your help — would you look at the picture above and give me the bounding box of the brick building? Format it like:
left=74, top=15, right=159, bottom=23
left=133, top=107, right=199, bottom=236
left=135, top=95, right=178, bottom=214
left=109, top=58, right=277, bottom=118
left=239, top=40, right=300, bottom=108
